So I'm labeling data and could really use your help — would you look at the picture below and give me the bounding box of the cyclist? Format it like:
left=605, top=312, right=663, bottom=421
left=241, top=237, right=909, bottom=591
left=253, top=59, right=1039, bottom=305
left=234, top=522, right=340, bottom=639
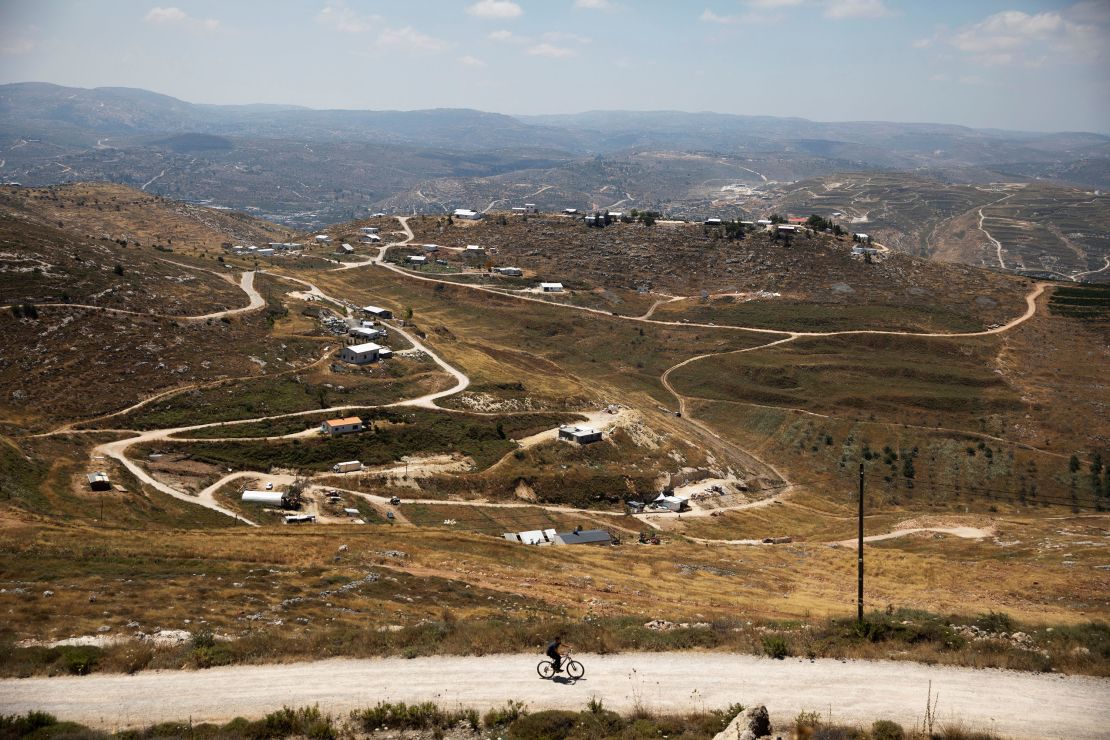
left=545, top=635, right=570, bottom=673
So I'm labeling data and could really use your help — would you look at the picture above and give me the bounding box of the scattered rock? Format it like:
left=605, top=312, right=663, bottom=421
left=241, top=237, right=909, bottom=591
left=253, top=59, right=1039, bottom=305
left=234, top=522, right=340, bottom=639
left=337, top=544, right=349, bottom=553
left=42, top=590, right=54, bottom=598
left=714, top=704, right=773, bottom=740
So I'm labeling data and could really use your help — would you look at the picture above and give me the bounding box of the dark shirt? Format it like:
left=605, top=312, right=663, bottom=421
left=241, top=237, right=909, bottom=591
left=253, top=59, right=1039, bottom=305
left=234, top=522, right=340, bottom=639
left=546, top=640, right=561, bottom=656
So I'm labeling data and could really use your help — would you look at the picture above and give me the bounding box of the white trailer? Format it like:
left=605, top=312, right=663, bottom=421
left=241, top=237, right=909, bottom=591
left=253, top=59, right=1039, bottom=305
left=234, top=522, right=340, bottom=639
left=333, top=460, right=362, bottom=473
left=242, top=490, right=286, bottom=506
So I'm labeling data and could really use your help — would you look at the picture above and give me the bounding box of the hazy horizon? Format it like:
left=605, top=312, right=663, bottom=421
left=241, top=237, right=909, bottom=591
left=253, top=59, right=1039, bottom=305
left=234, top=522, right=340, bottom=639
left=1, top=1, right=1108, bottom=135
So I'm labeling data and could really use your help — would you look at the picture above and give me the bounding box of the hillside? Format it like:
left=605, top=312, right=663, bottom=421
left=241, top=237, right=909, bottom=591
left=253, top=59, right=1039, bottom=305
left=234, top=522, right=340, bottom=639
left=765, top=174, right=1110, bottom=281
left=0, top=186, right=1106, bottom=689
left=3, top=83, right=1109, bottom=231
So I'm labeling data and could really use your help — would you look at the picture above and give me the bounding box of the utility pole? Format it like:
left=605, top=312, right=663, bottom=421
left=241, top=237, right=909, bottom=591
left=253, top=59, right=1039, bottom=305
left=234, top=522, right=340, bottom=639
left=858, top=461, right=865, bottom=623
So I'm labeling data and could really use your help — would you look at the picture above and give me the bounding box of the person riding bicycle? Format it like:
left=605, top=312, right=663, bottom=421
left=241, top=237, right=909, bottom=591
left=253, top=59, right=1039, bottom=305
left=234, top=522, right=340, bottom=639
left=545, top=635, right=570, bottom=673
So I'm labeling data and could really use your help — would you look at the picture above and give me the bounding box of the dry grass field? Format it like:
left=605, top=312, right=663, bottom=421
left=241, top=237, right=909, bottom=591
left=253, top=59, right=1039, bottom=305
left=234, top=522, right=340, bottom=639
left=1, top=183, right=1106, bottom=683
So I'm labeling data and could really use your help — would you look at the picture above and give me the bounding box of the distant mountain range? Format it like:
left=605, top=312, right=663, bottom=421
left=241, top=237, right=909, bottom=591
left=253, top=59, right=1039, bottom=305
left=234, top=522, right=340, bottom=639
left=2, top=81, right=1107, bottom=228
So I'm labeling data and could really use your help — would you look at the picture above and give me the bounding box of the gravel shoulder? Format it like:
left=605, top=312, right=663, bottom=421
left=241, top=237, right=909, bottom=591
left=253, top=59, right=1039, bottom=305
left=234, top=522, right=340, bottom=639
left=2, top=652, right=1107, bottom=738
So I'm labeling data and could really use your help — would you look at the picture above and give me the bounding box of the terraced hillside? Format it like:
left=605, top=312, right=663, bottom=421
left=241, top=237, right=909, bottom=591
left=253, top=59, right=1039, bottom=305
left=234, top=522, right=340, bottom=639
left=768, top=175, right=1110, bottom=281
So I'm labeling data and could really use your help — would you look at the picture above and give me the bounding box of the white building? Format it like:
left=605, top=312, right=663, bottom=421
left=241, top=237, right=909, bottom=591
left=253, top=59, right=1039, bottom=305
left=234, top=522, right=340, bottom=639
left=539, top=282, right=564, bottom=292
left=422, top=244, right=439, bottom=252
left=652, top=493, right=690, bottom=512
left=465, top=244, right=484, bottom=253
left=362, top=305, right=393, bottom=319
left=349, top=326, right=383, bottom=341
left=360, top=226, right=380, bottom=235
left=756, top=219, right=772, bottom=226
left=453, top=208, right=482, bottom=220
left=558, top=425, right=602, bottom=444
left=496, top=267, right=523, bottom=277
left=338, top=243, right=354, bottom=255
left=705, top=218, right=723, bottom=225
left=320, top=416, right=364, bottom=435
left=407, top=255, right=427, bottom=265
left=360, top=234, right=382, bottom=243
left=563, top=208, right=578, bottom=215
left=314, top=234, right=332, bottom=244
left=339, top=342, right=382, bottom=364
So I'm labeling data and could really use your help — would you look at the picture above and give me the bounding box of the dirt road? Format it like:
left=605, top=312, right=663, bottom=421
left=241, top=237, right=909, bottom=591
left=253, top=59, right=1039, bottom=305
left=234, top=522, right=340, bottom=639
left=2, top=653, right=1106, bottom=738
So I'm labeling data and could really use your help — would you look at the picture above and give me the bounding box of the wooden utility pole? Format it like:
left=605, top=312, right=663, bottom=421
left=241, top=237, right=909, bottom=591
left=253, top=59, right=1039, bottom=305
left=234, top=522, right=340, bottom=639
left=858, top=461, right=865, bottom=623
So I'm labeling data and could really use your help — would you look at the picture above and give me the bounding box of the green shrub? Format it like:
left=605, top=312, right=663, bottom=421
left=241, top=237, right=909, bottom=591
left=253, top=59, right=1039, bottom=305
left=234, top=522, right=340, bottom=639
left=506, top=710, right=579, bottom=739
left=762, top=634, right=791, bottom=659
left=352, top=702, right=475, bottom=732
left=484, top=700, right=528, bottom=728
left=55, top=646, right=101, bottom=676
left=972, top=611, right=1014, bottom=634
left=0, top=711, right=59, bottom=739
left=871, top=719, right=905, bottom=740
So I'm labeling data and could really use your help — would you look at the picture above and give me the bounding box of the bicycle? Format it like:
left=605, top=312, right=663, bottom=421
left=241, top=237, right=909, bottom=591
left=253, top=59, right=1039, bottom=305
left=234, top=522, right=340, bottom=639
left=537, top=652, right=585, bottom=679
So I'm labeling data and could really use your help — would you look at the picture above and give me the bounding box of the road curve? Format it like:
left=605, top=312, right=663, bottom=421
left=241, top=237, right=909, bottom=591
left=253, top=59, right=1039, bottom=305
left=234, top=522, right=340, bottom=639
left=1, top=653, right=1106, bottom=738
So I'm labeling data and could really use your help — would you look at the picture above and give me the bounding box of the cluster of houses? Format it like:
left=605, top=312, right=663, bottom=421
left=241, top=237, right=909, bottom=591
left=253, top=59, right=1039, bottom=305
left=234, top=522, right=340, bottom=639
left=228, top=242, right=302, bottom=258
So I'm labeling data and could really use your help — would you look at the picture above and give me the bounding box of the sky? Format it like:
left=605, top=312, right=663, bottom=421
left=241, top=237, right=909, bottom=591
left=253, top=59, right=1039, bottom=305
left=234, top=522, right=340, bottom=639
left=0, top=0, right=1108, bottom=133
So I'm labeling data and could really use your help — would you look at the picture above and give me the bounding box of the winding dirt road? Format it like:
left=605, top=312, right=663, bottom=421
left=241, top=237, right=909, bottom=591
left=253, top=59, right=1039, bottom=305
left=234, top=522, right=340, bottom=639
left=2, top=653, right=1106, bottom=738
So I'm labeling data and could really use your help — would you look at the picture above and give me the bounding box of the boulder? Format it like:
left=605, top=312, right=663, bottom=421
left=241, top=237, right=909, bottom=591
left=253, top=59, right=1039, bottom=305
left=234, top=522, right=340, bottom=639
left=712, top=704, right=774, bottom=740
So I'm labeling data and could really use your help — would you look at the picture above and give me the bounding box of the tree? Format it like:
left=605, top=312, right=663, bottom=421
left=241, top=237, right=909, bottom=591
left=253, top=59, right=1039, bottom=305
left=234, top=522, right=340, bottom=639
left=1069, top=454, right=1081, bottom=474
left=640, top=211, right=657, bottom=227
left=405, top=306, right=414, bottom=320
left=114, top=264, right=124, bottom=276
left=769, top=213, right=786, bottom=224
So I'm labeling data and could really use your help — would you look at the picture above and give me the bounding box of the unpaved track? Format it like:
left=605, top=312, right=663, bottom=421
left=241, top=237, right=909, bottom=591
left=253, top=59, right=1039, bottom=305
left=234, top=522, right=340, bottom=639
left=2, top=653, right=1106, bottom=738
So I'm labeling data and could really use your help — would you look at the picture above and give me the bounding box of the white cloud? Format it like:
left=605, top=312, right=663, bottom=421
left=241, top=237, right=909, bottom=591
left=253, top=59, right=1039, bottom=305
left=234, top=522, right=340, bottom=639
left=574, top=0, right=615, bottom=9
left=144, top=6, right=187, bottom=24
left=317, top=2, right=380, bottom=33
left=459, top=54, right=487, bottom=67
left=823, top=0, right=890, bottom=20
left=378, top=26, right=448, bottom=51
left=911, top=38, right=931, bottom=49
left=700, top=9, right=739, bottom=25
left=527, top=42, right=575, bottom=58
left=144, top=6, right=221, bottom=32
left=934, top=6, right=1107, bottom=67
left=467, top=0, right=523, bottom=20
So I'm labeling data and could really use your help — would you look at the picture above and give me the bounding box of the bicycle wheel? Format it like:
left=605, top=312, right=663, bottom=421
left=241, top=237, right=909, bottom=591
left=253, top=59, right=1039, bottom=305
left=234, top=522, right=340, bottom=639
left=566, top=659, right=584, bottom=679
left=537, top=660, right=555, bottom=679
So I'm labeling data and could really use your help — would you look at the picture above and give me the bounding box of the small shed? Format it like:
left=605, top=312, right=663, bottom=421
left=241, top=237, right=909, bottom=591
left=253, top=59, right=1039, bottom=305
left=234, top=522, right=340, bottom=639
left=362, top=305, right=393, bottom=319
left=314, top=235, right=332, bottom=244
left=652, top=493, right=690, bottom=512
left=422, top=244, right=439, bottom=252
left=705, top=218, right=723, bottom=225
left=453, top=208, right=482, bottom=220
left=554, top=528, right=612, bottom=546
left=87, top=472, right=111, bottom=491
left=338, top=243, right=354, bottom=255
left=465, top=244, right=484, bottom=253
left=284, top=514, right=316, bottom=524
left=360, top=226, right=380, bottom=235
left=558, top=425, right=602, bottom=444
left=378, top=347, right=394, bottom=360
left=360, top=234, right=381, bottom=243
left=349, top=326, right=383, bottom=341
left=407, top=255, right=427, bottom=265
left=540, top=282, right=564, bottom=293
left=320, top=416, right=364, bottom=435
left=563, top=208, right=579, bottom=215
left=496, top=267, right=523, bottom=277
left=339, top=342, right=382, bottom=364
